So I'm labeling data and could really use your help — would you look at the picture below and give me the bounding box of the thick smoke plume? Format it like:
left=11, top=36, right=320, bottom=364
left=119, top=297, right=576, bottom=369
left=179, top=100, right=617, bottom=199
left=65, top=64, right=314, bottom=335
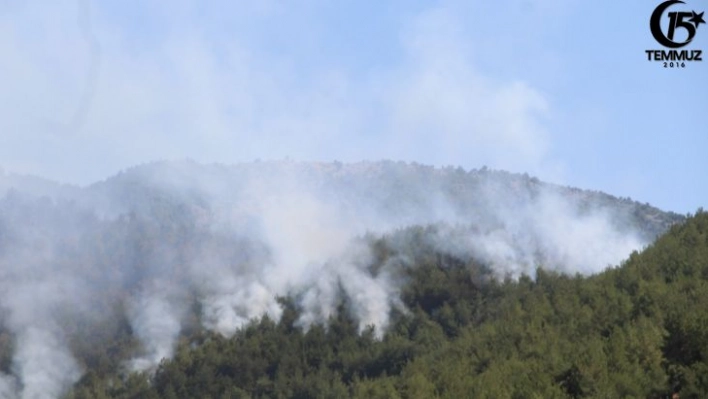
left=0, top=161, right=679, bottom=398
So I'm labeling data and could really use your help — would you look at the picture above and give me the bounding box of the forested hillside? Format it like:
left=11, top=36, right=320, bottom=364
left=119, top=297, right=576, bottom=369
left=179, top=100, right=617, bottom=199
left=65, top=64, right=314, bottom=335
left=65, top=210, right=708, bottom=398
left=0, top=161, right=688, bottom=398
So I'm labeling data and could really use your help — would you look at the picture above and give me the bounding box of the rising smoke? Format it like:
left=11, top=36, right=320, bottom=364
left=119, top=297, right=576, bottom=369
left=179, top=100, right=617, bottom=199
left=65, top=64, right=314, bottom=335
left=0, top=160, right=672, bottom=398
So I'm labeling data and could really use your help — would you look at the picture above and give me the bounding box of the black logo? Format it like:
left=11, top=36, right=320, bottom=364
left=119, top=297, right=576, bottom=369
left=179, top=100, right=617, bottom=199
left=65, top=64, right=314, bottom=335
left=651, top=0, right=705, bottom=47
left=646, top=0, right=704, bottom=66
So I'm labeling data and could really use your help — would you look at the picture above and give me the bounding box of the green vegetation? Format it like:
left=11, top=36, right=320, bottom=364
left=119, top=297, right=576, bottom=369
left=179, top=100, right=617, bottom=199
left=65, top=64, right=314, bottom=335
left=61, top=211, right=708, bottom=398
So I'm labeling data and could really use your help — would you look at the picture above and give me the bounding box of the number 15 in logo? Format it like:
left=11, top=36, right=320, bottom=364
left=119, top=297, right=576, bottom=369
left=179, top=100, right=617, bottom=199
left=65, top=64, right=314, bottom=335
left=650, top=0, right=705, bottom=48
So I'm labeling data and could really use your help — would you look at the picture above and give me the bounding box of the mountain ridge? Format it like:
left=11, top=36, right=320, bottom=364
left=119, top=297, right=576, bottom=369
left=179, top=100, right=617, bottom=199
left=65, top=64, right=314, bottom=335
left=3, top=159, right=682, bottom=233
left=0, top=159, right=693, bottom=398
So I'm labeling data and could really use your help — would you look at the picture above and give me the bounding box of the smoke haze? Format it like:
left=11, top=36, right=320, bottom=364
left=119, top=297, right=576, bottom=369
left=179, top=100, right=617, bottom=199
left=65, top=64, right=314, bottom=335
left=0, top=160, right=681, bottom=398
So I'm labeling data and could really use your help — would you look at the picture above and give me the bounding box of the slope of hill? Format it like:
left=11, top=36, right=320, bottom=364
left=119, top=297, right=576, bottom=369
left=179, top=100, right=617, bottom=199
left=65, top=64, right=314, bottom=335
left=0, top=160, right=687, bottom=398
left=68, top=210, right=708, bottom=398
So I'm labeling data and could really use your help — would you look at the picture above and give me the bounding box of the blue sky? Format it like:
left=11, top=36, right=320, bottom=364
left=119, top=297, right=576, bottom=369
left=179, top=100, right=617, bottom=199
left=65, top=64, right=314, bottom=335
left=0, top=0, right=706, bottom=213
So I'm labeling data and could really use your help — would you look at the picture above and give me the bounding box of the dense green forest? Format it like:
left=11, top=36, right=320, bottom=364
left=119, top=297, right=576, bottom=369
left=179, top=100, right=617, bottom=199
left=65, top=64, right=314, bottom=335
left=63, top=210, right=708, bottom=399
left=0, top=162, right=693, bottom=398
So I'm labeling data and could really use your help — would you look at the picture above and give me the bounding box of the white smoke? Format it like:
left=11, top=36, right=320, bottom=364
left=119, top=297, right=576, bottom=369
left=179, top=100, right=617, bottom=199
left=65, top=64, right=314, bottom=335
left=0, top=161, right=668, bottom=397
left=0, top=373, right=17, bottom=399
left=425, top=188, right=644, bottom=278
left=127, top=289, right=183, bottom=372
left=13, top=327, right=81, bottom=399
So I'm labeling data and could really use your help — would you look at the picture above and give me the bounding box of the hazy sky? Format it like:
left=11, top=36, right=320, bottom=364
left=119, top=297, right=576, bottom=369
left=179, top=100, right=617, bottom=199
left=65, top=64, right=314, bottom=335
left=0, top=0, right=705, bottom=213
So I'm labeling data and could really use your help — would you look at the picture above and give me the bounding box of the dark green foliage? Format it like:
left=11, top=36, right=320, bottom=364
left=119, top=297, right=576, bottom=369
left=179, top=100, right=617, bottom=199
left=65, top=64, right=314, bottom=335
left=56, top=211, right=708, bottom=398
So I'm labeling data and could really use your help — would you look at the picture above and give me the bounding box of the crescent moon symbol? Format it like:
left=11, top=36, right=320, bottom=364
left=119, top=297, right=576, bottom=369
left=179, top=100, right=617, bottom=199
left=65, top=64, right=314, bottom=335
left=650, top=0, right=686, bottom=48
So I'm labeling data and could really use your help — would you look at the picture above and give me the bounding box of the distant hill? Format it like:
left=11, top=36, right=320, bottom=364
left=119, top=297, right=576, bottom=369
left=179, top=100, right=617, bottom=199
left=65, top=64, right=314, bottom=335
left=0, top=169, right=81, bottom=199
left=88, top=160, right=682, bottom=238
left=2, top=160, right=683, bottom=241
